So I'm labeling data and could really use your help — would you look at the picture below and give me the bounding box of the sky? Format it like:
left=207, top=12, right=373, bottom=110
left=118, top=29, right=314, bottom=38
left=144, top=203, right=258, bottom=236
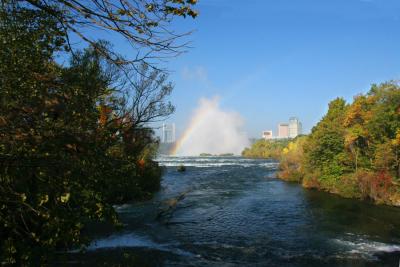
left=153, top=0, right=400, bottom=139
left=69, top=0, right=400, bottom=139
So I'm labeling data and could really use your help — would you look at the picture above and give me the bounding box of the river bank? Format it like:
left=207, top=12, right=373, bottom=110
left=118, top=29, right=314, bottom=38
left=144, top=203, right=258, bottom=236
left=242, top=82, right=400, bottom=207
left=276, top=136, right=400, bottom=207
left=279, top=171, right=400, bottom=207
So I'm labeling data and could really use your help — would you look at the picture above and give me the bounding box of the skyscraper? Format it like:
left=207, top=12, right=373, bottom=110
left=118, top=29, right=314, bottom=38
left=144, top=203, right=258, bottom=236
left=278, top=123, right=289, bottom=138
left=162, top=123, right=176, bottom=143
left=288, top=117, right=302, bottom=138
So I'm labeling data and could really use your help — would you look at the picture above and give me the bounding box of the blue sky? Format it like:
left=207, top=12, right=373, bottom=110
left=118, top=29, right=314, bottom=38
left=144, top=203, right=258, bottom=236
left=157, top=0, right=400, bottom=138
left=74, top=0, right=400, bottom=139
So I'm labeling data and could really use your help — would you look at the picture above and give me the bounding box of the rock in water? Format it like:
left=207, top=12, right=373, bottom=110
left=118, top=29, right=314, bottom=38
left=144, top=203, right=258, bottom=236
left=177, top=165, right=186, bottom=172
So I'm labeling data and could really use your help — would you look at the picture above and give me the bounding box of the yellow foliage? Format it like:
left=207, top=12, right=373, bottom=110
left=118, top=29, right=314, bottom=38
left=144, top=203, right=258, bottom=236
left=283, top=142, right=298, bottom=155
left=60, top=193, right=70, bottom=203
left=39, top=195, right=49, bottom=206
left=393, top=129, right=400, bottom=146
left=95, top=203, right=103, bottom=217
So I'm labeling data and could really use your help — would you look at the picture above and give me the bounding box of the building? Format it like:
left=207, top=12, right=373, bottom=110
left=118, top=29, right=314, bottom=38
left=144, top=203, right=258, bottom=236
left=278, top=123, right=289, bottom=138
left=288, top=117, right=302, bottom=138
left=262, top=130, right=273, bottom=140
left=162, top=123, right=176, bottom=143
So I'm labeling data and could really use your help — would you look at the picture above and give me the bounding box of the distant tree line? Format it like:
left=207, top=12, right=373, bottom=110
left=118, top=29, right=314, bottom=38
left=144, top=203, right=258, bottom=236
left=242, top=139, right=289, bottom=159
left=0, top=0, right=197, bottom=265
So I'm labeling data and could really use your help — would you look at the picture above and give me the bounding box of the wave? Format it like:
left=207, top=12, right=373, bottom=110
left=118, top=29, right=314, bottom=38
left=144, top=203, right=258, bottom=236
left=156, top=156, right=279, bottom=169
left=88, top=233, right=195, bottom=257
left=332, top=235, right=400, bottom=260
left=158, top=162, right=278, bottom=168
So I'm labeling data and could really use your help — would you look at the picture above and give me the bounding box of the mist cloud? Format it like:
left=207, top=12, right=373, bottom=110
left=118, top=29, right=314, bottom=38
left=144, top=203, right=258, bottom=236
left=175, top=97, right=249, bottom=156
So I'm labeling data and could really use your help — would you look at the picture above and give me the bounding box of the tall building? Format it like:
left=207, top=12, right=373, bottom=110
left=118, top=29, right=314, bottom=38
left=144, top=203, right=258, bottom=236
left=262, top=130, right=273, bottom=140
left=162, top=123, right=176, bottom=143
left=278, top=123, right=289, bottom=138
left=288, top=117, right=302, bottom=138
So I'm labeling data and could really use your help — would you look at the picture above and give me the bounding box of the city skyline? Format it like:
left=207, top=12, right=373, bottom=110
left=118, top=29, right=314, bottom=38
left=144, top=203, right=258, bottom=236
left=159, top=117, right=304, bottom=142
left=262, top=117, right=303, bottom=140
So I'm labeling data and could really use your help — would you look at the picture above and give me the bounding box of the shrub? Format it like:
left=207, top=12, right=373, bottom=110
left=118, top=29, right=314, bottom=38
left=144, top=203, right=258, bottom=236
left=302, top=172, right=321, bottom=189
left=357, top=170, right=394, bottom=203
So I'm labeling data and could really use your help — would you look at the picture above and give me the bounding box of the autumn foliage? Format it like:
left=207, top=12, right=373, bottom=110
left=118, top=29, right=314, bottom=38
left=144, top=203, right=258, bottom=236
left=0, top=3, right=178, bottom=265
left=276, top=83, right=400, bottom=206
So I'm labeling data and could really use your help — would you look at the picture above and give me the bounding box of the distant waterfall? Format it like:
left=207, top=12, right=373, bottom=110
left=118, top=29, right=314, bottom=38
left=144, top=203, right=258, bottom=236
left=173, top=97, right=250, bottom=156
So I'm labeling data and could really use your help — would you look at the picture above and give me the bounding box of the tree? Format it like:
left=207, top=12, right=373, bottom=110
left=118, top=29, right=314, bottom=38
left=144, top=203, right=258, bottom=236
left=122, top=62, right=175, bottom=127
left=18, top=0, right=198, bottom=66
left=0, top=7, right=109, bottom=264
left=366, top=82, right=400, bottom=179
left=278, top=136, right=307, bottom=182
left=343, top=96, right=372, bottom=171
left=0, top=3, right=177, bottom=264
left=304, top=98, right=348, bottom=176
left=242, top=139, right=289, bottom=159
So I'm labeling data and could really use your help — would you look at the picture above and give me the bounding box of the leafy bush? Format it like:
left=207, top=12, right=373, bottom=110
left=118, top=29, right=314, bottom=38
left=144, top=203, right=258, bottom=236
left=278, top=137, right=307, bottom=182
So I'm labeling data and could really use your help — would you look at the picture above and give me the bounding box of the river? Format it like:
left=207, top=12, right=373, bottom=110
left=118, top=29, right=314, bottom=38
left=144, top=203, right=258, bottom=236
left=70, top=156, right=400, bottom=266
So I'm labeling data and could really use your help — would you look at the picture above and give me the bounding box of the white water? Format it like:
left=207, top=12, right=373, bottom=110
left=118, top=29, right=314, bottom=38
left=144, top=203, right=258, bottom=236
left=157, top=156, right=279, bottom=168
left=87, top=233, right=195, bottom=257
left=175, top=97, right=250, bottom=156
left=333, top=234, right=400, bottom=260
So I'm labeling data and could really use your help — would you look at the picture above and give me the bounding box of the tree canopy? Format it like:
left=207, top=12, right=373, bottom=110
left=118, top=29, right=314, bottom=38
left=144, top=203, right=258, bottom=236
left=17, top=0, right=198, bottom=66
left=275, top=82, right=400, bottom=205
left=0, top=2, right=183, bottom=264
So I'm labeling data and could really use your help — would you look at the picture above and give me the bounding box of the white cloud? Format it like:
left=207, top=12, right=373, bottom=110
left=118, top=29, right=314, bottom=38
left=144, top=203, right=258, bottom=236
left=181, top=66, right=209, bottom=83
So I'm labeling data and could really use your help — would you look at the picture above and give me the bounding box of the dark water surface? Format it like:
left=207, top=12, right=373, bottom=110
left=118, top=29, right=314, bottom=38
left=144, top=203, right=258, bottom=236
left=73, top=157, right=400, bottom=266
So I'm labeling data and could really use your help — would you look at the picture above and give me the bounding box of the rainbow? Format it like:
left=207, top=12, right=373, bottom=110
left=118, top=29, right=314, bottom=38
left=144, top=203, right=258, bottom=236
left=170, top=108, right=209, bottom=156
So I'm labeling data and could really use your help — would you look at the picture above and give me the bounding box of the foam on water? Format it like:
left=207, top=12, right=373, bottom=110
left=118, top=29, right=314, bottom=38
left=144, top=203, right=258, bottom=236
left=332, top=234, right=400, bottom=260
left=88, top=233, right=194, bottom=257
left=156, top=156, right=279, bottom=169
